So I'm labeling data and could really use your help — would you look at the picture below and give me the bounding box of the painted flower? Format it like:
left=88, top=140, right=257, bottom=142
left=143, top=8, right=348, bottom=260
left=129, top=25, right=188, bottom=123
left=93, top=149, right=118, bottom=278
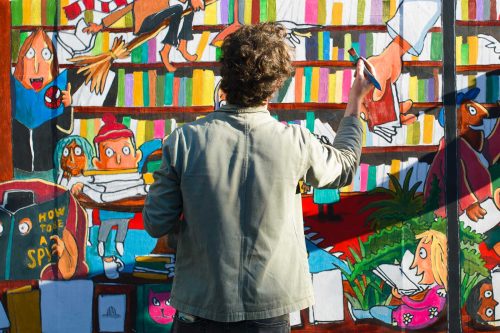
left=429, top=307, right=439, bottom=319
left=392, top=318, right=398, bottom=326
left=403, top=313, right=414, bottom=325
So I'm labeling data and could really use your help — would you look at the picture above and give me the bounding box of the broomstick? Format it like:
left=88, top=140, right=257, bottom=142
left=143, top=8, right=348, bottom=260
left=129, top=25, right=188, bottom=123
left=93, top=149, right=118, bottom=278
left=70, top=0, right=218, bottom=94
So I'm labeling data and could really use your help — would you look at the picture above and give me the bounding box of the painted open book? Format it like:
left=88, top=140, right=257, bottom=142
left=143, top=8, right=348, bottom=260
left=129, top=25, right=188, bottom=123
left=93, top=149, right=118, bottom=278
left=56, top=19, right=97, bottom=57
left=373, top=250, right=424, bottom=296
left=362, top=80, right=402, bottom=143
left=0, top=189, right=69, bottom=280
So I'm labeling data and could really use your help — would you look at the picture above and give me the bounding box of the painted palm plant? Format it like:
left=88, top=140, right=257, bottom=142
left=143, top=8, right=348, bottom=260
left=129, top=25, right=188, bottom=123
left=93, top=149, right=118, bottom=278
left=362, top=167, right=424, bottom=231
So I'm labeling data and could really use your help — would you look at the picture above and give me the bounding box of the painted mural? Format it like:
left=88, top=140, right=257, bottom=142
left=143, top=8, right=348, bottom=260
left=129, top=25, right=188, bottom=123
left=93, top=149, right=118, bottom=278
left=0, top=0, right=498, bottom=332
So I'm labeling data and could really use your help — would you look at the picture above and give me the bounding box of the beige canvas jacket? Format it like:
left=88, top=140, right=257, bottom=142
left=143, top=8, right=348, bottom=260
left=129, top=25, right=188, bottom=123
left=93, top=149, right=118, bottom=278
left=143, top=103, right=363, bottom=322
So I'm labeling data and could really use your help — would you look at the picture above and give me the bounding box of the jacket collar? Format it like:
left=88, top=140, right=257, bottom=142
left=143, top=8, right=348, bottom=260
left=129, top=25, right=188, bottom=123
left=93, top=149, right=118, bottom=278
left=216, top=103, right=268, bottom=114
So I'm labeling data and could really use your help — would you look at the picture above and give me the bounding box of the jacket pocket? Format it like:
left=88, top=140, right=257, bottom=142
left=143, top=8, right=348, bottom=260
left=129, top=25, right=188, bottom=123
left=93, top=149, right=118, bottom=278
left=248, top=314, right=290, bottom=329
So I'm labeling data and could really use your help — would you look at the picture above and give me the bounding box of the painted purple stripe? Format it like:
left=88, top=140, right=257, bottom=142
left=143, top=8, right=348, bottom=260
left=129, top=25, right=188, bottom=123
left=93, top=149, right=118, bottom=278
left=428, top=77, right=435, bottom=102
left=125, top=73, right=133, bottom=107
left=359, top=33, right=366, bottom=57
left=148, top=39, right=156, bottom=63
left=477, top=0, right=484, bottom=20
left=319, top=68, right=329, bottom=102
left=370, top=0, right=383, bottom=24
left=220, top=0, right=228, bottom=24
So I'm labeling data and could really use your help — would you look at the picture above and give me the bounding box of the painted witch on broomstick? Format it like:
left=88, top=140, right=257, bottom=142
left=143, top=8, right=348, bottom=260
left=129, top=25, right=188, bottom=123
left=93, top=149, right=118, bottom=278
left=65, top=0, right=215, bottom=93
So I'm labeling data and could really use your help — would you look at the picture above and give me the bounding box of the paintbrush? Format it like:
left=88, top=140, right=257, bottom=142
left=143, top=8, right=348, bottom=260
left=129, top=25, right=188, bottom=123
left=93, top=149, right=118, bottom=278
left=348, top=48, right=381, bottom=91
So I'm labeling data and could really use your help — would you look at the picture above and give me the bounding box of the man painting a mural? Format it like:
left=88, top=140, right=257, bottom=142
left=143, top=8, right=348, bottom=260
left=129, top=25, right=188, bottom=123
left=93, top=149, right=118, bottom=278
left=143, top=22, right=374, bottom=331
left=1, top=0, right=500, bottom=331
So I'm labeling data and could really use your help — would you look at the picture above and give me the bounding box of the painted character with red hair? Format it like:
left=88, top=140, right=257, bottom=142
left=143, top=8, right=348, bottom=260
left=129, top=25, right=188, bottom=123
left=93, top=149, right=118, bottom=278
left=12, top=29, right=72, bottom=173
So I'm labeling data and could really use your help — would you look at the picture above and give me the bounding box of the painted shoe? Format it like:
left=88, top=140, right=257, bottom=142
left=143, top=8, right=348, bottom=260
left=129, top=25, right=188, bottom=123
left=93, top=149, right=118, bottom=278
left=98, top=241, right=105, bottom=257
left=116, top=242, right=124, bottom=256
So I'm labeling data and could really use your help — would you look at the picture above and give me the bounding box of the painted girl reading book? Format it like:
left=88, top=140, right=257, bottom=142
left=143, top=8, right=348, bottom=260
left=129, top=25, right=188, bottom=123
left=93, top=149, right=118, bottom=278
left=349, top=230, right=448, bottom=330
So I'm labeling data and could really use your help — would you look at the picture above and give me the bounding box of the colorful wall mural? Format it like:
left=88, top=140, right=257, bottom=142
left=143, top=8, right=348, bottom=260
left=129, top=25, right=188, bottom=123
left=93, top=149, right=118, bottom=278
left=0, top=0, right=498, bottom=332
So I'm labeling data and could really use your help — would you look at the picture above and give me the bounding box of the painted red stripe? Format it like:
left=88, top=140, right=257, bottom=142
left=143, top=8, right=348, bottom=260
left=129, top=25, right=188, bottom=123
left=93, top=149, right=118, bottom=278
left=102, top=1, right=109, bottom=12
left=83, top=0, right=95, bottom=10
left=468, top=0, right=476, bottom=20
left=251, top=0, right=260, bottom=24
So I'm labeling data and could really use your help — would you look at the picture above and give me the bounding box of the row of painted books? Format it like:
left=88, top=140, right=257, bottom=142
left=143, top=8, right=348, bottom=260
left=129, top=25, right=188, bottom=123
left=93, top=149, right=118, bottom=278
left=115, top=69, right=218, bottom=108
left=278, top=69, right=442, bottom=104
left=11, top=0, right=498, bottom=32
left=265, top=30, right=443, bottom=63
left=11, top=0, right=403, bottom=27
left=12, top=28, right=445, bottom=67
left=340, top=159, right=431, bottom=193
left=456, top=73, right=500, bottom=103
left=395, top=73, right=443, bottom=104
left=15, top=28, right=495, bottom=68
left=12, top=14, right=499, bottom=67
left=106, top=67, right=444, bottom=108
left=456, top=34, right=500, bottom=65
left=0, top=280, right=175, bottom=333
left=42, top=29, right=444, bottom=65
left=361, top=111, right=445, bottom=147
left=456, top=0, right=500, bottom=21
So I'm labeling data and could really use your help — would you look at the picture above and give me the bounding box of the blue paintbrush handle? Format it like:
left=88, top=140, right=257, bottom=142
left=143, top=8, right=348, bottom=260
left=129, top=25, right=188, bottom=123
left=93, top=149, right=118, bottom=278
left=363, top=67, right=382, bottom=91
left=348, top=48, right=382, bottom=91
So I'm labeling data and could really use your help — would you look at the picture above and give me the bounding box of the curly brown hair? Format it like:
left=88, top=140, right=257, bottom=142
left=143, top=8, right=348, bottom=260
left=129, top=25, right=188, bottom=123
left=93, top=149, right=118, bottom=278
left=220, top=23, right=294, bottom=107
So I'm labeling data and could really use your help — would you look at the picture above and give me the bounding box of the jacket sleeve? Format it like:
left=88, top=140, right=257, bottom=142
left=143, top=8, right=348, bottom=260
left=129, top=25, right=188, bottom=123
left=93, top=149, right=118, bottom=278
left=143, top=130, right=183, bottom=238
left=305, top=116, right=363, bottom=189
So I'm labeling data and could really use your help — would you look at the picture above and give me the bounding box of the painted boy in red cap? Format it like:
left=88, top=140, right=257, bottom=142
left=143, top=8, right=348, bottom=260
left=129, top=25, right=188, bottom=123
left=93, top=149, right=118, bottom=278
left=73, top=114, right=144, bottom=259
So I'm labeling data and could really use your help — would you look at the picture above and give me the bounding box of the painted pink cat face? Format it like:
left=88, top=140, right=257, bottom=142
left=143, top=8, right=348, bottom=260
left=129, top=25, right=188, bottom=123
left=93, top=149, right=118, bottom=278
left=148, top=290, right=175, bottom=324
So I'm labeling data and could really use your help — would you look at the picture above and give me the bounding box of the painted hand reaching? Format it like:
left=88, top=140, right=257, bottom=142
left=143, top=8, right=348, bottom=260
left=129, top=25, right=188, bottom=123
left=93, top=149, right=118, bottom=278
left=366, top=36, right=415, bottom=125
left=466, top=202, right=487, bottom=221
left=190, top=0, right=205, bottom=11
left=83, top=23, right=103, bottom=34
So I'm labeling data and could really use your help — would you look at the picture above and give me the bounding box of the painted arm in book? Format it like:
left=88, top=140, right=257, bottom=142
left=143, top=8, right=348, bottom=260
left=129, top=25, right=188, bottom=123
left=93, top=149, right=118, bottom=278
left=143, top=130, right=183, bottom=238
left=365, top=0, right=442, bottom=122
left=50, top=229, right=79, bottom=280
left=305, top=61, right=372, bottom=189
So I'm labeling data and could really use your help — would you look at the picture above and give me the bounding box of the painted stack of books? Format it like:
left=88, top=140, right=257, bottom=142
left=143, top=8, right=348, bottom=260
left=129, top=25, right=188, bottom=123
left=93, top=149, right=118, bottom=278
left=133, top=255, right=176, bottom=280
